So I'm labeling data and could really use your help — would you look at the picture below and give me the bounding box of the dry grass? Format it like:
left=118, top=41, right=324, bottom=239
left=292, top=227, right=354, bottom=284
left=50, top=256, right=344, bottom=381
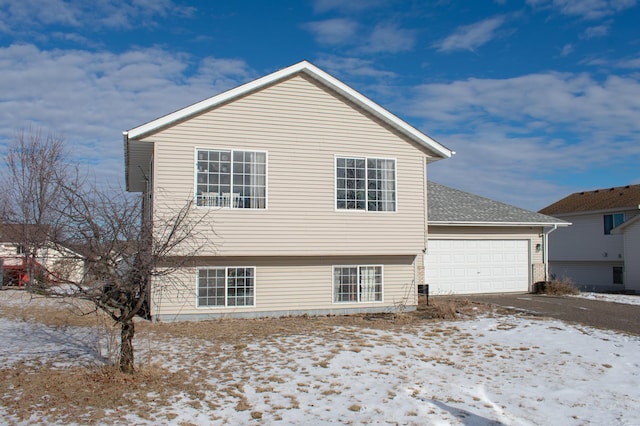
left=0, top=289, right=495, bottom=424
left=539, top=278, right=580, bottom=296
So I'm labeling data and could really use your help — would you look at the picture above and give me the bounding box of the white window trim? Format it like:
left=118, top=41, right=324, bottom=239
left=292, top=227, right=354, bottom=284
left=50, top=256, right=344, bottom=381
left=194, top=147, right=268, bottom=210
left=332, top=264, right=384, bottom=304
left=334, top=155, right=398, bottom=213
left=196, top=266, right=257, bottom=309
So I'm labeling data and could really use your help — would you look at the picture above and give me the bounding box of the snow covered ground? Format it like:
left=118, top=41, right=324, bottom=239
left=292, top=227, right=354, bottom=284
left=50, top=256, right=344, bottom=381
left=574, top=292, right=640, bottom=306
left=1, top=290, right=639, bottom=425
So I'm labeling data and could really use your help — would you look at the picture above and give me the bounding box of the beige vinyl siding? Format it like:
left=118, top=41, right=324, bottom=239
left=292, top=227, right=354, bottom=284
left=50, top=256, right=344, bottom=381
left=145, top=75, right=428, bottom=257
left=149, top=255, right=417, bottom=320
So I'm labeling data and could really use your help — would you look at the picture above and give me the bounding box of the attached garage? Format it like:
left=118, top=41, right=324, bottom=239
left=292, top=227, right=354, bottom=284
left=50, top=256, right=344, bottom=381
left=425, top=239, right=530, bottom=294
left=425, top=182, right=568, bottom=295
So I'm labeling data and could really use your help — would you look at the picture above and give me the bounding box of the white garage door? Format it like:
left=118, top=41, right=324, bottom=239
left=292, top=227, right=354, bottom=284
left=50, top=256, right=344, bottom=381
left=425, top=239, right=530, bottom=295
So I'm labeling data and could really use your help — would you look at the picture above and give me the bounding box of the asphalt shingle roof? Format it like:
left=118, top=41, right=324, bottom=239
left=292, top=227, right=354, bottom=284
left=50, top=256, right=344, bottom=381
left=539, top=184, right=640, bottom=215
left=428, top=182, right=565, bottom=225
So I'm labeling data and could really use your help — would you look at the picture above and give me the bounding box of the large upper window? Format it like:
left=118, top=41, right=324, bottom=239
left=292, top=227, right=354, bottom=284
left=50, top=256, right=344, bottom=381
left=197, top=267, right=255, bottom=307
left=333, top=265, right=382, bottom=303
left=604, top=213, right=624, bottom=235
left=336, top=157, right=396, bottom=212
left=196, top=149, right=266, bottom=208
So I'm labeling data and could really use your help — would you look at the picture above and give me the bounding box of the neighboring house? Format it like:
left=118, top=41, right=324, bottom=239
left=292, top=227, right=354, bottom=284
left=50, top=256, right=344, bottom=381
left=124, top=60, right=453, bottom=321
left=425, top=182, right=568, bottom=295
left=0, top=224, right=85, bottom=286
left=539, top=184, right=640, bottom=293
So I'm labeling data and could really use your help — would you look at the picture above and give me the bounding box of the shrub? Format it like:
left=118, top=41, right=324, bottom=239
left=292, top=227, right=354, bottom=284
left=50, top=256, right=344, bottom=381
left=541, top=278, right=579, bottom=295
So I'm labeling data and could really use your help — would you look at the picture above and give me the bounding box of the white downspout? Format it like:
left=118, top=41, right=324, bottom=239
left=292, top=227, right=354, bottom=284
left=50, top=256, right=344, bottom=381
left=543, top=224, right=558, bottom=281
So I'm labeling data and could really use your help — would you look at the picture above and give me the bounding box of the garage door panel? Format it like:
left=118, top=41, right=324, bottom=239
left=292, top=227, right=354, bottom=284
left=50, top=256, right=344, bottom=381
left=425, top=239, right=529, bottom=295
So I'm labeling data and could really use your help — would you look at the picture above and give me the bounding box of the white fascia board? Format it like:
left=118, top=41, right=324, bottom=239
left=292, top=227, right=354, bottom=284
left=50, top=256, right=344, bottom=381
left=124, top=61, right=453, bottom=160
left=428, top=221, right=571, bottom=227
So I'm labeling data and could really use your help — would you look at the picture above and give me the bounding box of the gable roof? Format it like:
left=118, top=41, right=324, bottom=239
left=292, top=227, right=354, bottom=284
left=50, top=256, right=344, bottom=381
left=428, top=182, right=567, bottom=226
left=124, top=60, right=454, bottom=192
left=539, top=184, right=640, bottom=215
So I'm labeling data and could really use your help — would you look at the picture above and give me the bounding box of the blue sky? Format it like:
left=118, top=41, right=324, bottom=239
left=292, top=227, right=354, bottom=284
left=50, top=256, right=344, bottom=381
left=1, top=0, right=639, bottom=211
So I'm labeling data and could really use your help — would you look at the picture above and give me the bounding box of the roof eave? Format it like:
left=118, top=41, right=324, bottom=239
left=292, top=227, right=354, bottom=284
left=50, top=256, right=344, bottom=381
left=125, top=60, right=453, bottom=160
left=429, top=221, right=571, bottom=227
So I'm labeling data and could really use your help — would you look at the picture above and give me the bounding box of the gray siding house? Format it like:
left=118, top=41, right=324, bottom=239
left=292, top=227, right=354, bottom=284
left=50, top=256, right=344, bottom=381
left=540, top=184, right=640, bottom=292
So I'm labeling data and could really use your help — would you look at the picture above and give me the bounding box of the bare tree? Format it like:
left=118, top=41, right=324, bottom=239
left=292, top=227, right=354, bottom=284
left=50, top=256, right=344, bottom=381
left=1, top=129, right=68, bottom=290
left=54, top=185, right=207, bottom=373
left=1, top=129, right=208, bottom=373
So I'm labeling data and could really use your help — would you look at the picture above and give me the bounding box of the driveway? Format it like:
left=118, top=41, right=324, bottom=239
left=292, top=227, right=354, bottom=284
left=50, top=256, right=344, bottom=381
left=446, top=293, right=640, bottom=336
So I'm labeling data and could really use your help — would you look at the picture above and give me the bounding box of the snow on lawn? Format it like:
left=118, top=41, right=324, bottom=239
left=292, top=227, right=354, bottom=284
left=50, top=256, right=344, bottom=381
left=1, top=294, right=639, bottom=425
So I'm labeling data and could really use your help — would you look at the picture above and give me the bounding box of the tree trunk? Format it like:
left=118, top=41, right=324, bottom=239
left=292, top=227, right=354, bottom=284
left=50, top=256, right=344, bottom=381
left=119, top=319, right=135, bottom=374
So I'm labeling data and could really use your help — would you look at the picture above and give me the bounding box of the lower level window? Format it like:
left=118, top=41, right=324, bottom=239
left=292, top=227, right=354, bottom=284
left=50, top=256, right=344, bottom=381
left=613, top=266, right=624, bottom=285
left=198, top=267, right=255, bottom=307
left=334, top=265, right=382, bottom=303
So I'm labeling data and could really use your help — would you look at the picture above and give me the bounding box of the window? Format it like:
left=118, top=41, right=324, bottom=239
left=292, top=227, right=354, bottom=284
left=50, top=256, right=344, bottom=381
left=196, top=149, right=266, bottom=208
left=333, top=265, right=382, bottom=303
left=613, top=266, right=624, bottom=285
left=336, top=157, right=395, bottom=212
left=197, top=267, right=255, bottom=307
left=604, top=213, right=624, bottom=235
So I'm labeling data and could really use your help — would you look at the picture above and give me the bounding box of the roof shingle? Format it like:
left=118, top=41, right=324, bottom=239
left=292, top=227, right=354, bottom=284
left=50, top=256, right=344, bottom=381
left=428, top=182, right=565, bottom=225
left=539, top=184, right=640, bottom=215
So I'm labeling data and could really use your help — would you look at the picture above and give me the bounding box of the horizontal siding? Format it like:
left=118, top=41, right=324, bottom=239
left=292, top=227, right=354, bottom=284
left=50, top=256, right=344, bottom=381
left=146, top=75, right=428, bottom=257
left=622, top=219, right=640, bottom=292
left=549, top=212, right=630, bottom=261
left=149, top=255, right=417, bottom=320
left=550, top=261, right=624, bottom=291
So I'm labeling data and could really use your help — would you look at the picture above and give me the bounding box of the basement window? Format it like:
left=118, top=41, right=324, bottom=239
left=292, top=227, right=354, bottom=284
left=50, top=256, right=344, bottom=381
left=613, top=267, right=624, bottom=285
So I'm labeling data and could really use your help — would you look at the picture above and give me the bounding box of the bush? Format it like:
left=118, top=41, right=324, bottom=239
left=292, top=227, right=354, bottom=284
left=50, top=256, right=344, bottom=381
left=537, top=278, right=579, bottom=295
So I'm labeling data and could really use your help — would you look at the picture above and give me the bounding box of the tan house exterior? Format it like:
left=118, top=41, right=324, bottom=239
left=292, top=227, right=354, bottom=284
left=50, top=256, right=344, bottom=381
left=124, top=61, right=453, bottom=321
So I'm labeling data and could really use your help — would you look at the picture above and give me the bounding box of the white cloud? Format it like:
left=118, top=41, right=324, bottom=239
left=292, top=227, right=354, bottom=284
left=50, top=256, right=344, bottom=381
left=0, top=43, right=253, bottom=188
left=582, top=22, right=611, bottom=38
left=0, top=0, right=194, bottom=34
left=526, top=0, right=637, bottom=20
left=560, top=43, right=574, bottom=56
left=303, top=18, right=359, bottom=45
left=615, top=56, right=640, bottom=68
left=314, top=55, right=397, bottom=80
left=434, top=16, right=507, bottom=52
left=312, top=0, right=389, bottom=14
left=362, top=23, right=415, bottom=53
left=406, top=72, right=640, bottom=209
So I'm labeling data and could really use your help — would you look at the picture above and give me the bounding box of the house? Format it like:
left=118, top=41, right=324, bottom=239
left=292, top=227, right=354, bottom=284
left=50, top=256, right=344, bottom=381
left=0, top=224, right=85, bottom=286
left=124, top=60, right=453, bottom=321
left=424, top=182, right=568, bottom=295
left=539, top=184, right=640, bottom=293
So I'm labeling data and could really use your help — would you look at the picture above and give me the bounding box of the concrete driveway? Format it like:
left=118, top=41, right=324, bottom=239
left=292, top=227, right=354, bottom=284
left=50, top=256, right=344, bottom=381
left=447, top=293, right=640, bottom=336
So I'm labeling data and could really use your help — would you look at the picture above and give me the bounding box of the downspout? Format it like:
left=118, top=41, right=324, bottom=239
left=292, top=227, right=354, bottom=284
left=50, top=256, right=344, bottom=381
left=423, top=157, right=429, bottom=254
left=543, top=224, right=558, bottom=281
